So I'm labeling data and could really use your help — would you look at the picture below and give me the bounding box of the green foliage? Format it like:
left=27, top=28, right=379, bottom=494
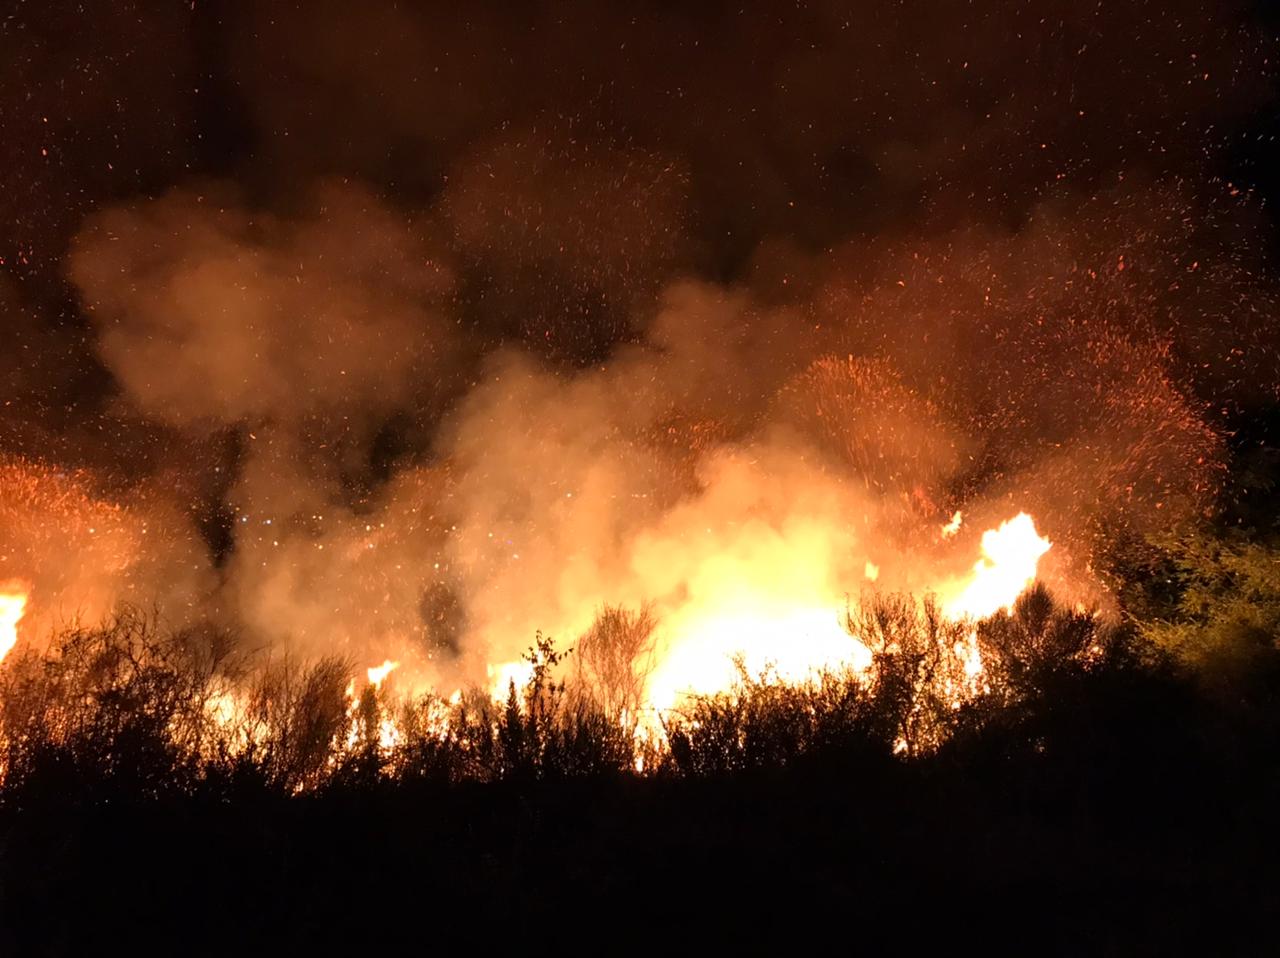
left=1132, top=529, right=1280, bottom=678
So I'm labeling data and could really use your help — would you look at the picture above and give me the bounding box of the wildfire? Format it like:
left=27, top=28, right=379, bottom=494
left=641, top=511, right=1051, bottom=711
left=940, top=513, right=1051, bottom=621
left=0, top=586, right=28, bottom=665
left=487, top=659, right=535, bottom=700
left=366, top=659, right=400, bottom=688
left=0, top=493, right=1051, bottom=754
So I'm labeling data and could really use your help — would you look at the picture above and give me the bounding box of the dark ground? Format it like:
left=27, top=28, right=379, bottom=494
left=2, top=672, right=1275, bottom=957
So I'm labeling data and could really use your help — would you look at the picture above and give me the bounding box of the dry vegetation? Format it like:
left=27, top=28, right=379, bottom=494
left=0, top=586, right=1128, bottom=802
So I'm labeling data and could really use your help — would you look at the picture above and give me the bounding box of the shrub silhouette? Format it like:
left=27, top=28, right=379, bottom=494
left=660, top=593, right=992, bottom=775
left=0, top=610, right=239, bottom=802
left=229, top=655, right=354, bottom=793
left=0, top=584, right=1214, bottom=801
left=388, top=634, right=634, bottom=785
left=848, top=593, right=975, bottom=757
left=661, top=664, right=880, bottom=776
left=974, top=583, right=1113, bottom=700
left=0, top=561, right=1275, bottom=955
left=570, top=604, right=657, bottom=722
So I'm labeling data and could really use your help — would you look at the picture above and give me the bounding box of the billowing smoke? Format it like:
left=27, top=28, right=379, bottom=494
left=68, top=180, right=458, bottom=432
left=57, top=189, right=1244, bottom=687
left=1, top=1, right=1277, bottom=696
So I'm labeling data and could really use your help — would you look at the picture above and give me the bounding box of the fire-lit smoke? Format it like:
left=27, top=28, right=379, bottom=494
left=30, top=199, right=1248, bottom=706
left=67, top=181, right=458, bottom=432
left=1, top=0, right=1277, bottom=719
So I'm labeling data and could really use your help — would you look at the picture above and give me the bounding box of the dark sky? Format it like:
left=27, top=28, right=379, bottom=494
left=2, top=0, right=1278, bottom=465
left=5, top=2, right=1277, bottom=275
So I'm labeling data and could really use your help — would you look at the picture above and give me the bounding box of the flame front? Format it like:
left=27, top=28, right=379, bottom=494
left=0, top=587, right=28, bottom=665
left=641, top=511, right=1051, bottom=711
left=940, top=513, right=1052, bottom=621
left=366, top=659, right=400, bottom=688
left=0, top=509, right=1052, bottom=746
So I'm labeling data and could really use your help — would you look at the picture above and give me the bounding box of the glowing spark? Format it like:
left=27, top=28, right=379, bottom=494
left=941, top=510, right=963, bottom=538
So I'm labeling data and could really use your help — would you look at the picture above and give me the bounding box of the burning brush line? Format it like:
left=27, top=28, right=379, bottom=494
left=0, top=509, right=1051, bottom=759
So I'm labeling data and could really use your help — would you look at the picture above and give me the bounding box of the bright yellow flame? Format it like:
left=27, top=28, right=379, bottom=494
left=0, top=586, right=28, bottom=665
left=647, top=603, right=870, bottom=711
left=206, top=689, right=242, bottom=727
left=941, top=510, right=964, bottom=538
left=366, top=659, right=400, bottom=688
left=637, top=511, right=1049, bottom=712
left=376, top=715, right=400, bottom=751
left=638, top=514, right=873, bottom=711
left=361, top=661, right=404, bottom=749
left=941, top=512, right=1051, bottom=620
left=487, top=659, right=535, bottom=700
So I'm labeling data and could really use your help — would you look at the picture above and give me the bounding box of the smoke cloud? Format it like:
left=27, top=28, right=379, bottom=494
left=0, top=1, right=1277, bottom=691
